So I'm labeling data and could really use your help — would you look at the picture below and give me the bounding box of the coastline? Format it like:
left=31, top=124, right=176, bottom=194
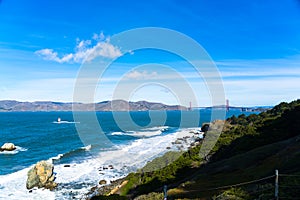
left=83, top=127, right=206, bottom=199
left=0, top=124, right=207, bottom=199
left=2, top=109, right=251, bottom=199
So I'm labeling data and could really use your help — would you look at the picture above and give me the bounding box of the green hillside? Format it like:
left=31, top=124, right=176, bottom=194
left=91, top=99, right=300, bottom=200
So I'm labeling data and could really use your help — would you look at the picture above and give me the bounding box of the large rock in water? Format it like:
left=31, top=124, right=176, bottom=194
left=26, top=161, right=57, bottom=190
left=0, top=143, right=16, bottom=151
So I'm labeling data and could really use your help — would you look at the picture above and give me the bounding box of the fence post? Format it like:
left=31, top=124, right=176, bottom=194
left=163, top=185, right=168, bottom=200
left=275, top=169, right=279, bottom=200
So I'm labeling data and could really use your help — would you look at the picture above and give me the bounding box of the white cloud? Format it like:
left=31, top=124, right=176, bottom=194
left=35, top=33, right=122, bottom=64
left=76, top=40, right=91, bottom=50
left=125, top=70, right=158, bottom=80
left=215, top=56, right=300, bottom=78
left=92, top=32, right=105, bottom=41
left=35, top=49, right=61, bottom=62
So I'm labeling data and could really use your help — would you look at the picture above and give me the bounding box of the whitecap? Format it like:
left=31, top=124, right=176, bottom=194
left=48, top=154, right=64, bottom=163
left=52, top=121, right=80, bottom=124
left=121, top=126, right=169, bottom=138
left=110, top=132, right=124, bottom=136
left=141, top=126, right=169, bottom=131
left=48, top=144, right=91, bottom=164
left=81, top=144, right=92, bottom=151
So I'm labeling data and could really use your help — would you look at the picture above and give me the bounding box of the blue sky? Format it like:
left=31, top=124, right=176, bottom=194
left=0, top=0, right=300, bottom=106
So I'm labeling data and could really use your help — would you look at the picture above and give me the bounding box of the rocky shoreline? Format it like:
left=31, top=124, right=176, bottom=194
left=83, top=127, right=207, bottom=199
left=3, top=125, right=214, bottom=199
left=85, top=178, right=127, bottom=199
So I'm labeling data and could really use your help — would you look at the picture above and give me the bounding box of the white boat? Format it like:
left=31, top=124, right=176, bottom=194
left=53, top=117, right=79, bottom=124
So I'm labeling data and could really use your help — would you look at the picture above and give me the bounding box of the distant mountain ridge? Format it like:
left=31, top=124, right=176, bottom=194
left=197, top=105, right=272, bottom=112
left=0, top=100, right=187, bottom=111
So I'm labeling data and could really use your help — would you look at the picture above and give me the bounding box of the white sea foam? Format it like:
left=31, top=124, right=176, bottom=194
left=141, top=126, right=169, bottom=131
left=0, top=166, right=55, bottom=200
left=48, top=154, right=64, bottom=163
left=47, top=145, right=91, bottom=164
left=126, top=130, right=162, bottom=137
left=110, top=132, right=124, bottom=135
left=80, top=144, right=92, bottom=151
left=0, top=127, right=201, bottom=199
left=111, top=126, right=169, bottom=138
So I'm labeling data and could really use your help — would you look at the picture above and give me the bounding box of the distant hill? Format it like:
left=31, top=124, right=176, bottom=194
left=0, top=100, right=187, bottom=111
left=196, top=105, right=272, bottom=112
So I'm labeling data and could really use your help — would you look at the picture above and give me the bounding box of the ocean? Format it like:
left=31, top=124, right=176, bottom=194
left=0, top=110, right=256, bottom=199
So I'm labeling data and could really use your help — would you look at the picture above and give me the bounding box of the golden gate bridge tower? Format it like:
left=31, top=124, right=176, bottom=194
left=226, top=99, right=229, bottom=112
left=188, top=101, right=192, bottom=111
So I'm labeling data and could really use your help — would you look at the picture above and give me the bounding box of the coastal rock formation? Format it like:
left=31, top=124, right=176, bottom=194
left=99, top=179, right=107, bottom=185
left=174, top=140, right=182, bottom=144
left=0, top=143, right=16, bottom=151
left=26, top=161, right=57, bottom=190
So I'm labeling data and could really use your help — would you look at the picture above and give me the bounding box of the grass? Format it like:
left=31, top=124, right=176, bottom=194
left=92, top=99, right=300, bottom=199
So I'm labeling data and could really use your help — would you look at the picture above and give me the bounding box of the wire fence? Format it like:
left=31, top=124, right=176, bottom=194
left=192, top=175, right=275, bottom=192
left=168, top=170, right=300, bottom=199
left=277, top=173, right=300, bottom=199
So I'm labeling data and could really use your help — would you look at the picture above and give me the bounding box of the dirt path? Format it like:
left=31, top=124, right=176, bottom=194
left=107, top=180, right=129, bottom=195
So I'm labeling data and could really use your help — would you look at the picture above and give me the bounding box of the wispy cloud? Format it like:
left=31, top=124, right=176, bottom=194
left=35, top=33, right=122, bottom=63
left=216, top=56, right=300, bottom=77
left=92, top=32, right=105, bottom=41
left=166, top=56, right=300, bottom=80
left=125, top=70, right=158, bottom=80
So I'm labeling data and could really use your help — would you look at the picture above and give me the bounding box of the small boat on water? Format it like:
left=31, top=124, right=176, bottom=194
left=53, top=117, right=79, bottom=124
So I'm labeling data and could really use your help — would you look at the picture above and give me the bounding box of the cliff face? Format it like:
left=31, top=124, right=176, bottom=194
left=0, top=100, right=187, bottom=111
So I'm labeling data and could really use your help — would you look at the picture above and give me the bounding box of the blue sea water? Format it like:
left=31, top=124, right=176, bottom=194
left=0, top=109, right=257, bottom=199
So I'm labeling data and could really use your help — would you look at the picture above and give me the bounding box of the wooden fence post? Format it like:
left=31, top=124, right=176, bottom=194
left=164, top=185, right=168, bottom=200
left=275, top=169, right=279, bottom=200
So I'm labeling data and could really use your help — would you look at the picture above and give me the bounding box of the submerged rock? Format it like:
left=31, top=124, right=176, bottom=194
left=0, top=143, right=16, bottom=151
left=174, top=140, right=182, bottom=144
left=26, top=160, right=57, bottom=190
left=99, top=179, right=107, bottom=185
left=108, top=165, right=114, bottom=169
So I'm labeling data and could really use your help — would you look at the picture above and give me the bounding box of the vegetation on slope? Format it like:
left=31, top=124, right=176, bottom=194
left=91, top=99, right=300, bottom=199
